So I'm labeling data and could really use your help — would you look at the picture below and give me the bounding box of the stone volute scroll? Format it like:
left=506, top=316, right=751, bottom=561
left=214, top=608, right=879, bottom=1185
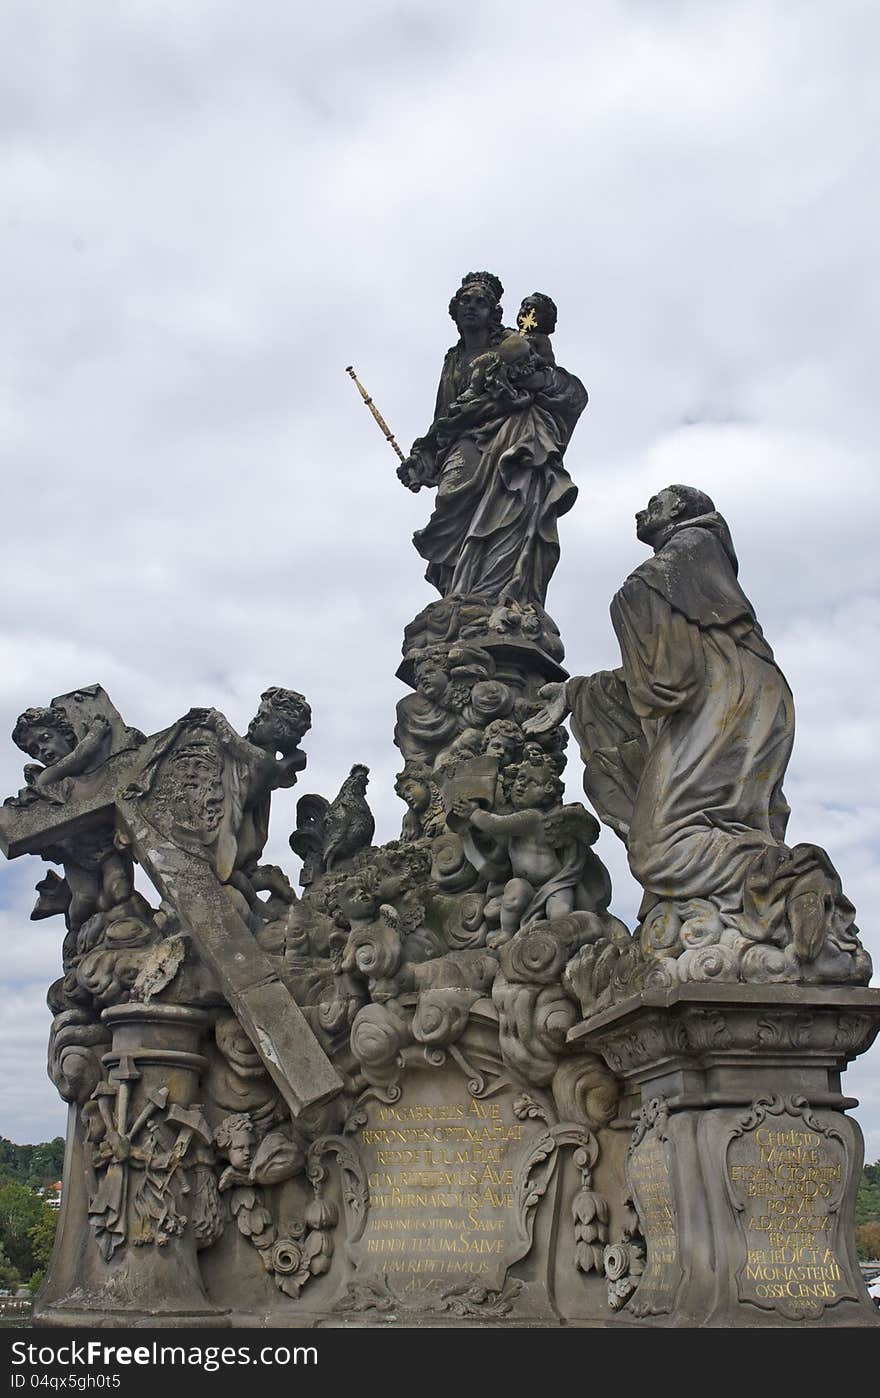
left=1, top=276, right=877, bottom=1330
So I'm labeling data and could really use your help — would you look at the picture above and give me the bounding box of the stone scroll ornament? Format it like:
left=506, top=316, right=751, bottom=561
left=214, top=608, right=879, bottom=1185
left=602, top=1097, right=676, bottom=1316
left=526, top=484, right=873, bottom=1011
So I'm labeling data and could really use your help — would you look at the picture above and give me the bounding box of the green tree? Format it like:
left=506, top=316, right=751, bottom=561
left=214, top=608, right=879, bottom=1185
left=856, top=1159, right=880, bottom=1226
left=0, top=1183, right=46, bottom=1279
left=25, top=1140, right=64, bottom=1191
left=0, top=1240, right=20, bottom=1291
left=855, top=1220, right=880, bottom=1261
left=28, top=1208, right=57, bottom=1274
left=0, top=1137, right=65, bottom=1190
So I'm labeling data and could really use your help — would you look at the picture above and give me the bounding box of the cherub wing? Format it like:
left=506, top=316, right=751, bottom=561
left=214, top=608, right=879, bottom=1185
left=542, top=802, right=600, bottom=848
left=378, top=904, right=402, bottom=936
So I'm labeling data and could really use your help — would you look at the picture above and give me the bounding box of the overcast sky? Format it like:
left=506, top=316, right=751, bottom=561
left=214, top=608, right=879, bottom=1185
left=1, top=1, right=878, bottom=1160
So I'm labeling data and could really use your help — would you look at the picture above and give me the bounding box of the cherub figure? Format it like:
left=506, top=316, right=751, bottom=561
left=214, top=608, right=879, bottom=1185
left=440, top=334, right=547, bottom=440
left=11, top=705, right=134, bottom=931
left=394, top=762, right=447, bottom=840
left=12, top=704, right=113, bottom=805
left=333, top=875, right=406, bottom=1000
left=214, top=1112, right=258, bottom=1191
left=474, top=719, right=525, bottom=812
left=9, top=686, right=144, bottom=811
left=522, top=731, right=568, bottom=775
left=432, top=728, right=484, bottom=783
left=451, top=756, right=610, bottom=947
left=516, top=292, right=558, bottom=366
left=481, top=718, right=525, bottom=768
left=394, top=644, right=473, bottom=764
left=394, top=643, right=509, bottom=768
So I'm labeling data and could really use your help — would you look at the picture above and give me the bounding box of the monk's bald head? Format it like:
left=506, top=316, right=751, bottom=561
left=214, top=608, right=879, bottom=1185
left=636, top=484, right=716, bottom=547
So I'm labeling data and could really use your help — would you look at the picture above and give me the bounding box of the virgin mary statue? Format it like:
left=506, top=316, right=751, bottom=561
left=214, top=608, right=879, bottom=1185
left=397, top=272, right=587, bottom=609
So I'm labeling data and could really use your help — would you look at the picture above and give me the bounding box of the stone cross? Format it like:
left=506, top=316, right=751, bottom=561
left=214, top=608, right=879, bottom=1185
left=0, top=742, right=343, bottom=1119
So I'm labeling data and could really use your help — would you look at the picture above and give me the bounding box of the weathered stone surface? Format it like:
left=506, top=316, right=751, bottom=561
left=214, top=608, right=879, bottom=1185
left=569, top=982, right=880, bottom=1091
left=2, top=274, right=875, bottom=1330
left=335, top=1042, right=591, bottom=1321
left=117, top=796, right=342, bottom=1114
left=527, top=484, right=872, bottom=997
left=1, top=693, right=343, bottom=1121
left=396, top=272, right=587, bottom=610
left=40, top=1003, right=223, bottom=1319
left=573, top=984, right=880, bottom=1326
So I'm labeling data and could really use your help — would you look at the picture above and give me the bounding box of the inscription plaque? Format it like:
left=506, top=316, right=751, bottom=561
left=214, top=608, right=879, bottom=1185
left=335, top=1057, right=574, bottom=1315
left=725, top=1096, right=859, bottom=1320
left=352, top=1078, right=525, bottom=1297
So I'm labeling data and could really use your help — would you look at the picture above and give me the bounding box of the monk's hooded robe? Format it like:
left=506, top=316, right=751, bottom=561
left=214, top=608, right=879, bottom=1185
left=567, top=510, right=795, bottom=915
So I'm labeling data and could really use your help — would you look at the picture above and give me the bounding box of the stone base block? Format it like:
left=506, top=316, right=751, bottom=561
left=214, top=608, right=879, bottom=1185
left=570, top=983, right=880, bottom=1327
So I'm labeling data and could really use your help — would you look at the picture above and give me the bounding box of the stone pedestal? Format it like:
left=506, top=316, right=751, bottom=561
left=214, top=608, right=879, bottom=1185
left=37, top=1003, right=224, bottom=1325
left=570, top=984, right=880, bottom=1327
left=325, top=1014, right=618, bottom=1325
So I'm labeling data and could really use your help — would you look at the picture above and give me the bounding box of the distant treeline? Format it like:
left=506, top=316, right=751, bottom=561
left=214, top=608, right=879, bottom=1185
left=850, top=1160, right=879, bottom=1261
left=857, top=1160, right=880, bottom=1223
left=0, top=1136, right=65, bottom=1191
left=0, top=1138, right=64, bottom=1292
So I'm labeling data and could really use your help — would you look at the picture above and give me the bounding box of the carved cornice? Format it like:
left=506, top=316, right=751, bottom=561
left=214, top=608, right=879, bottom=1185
left=570, top=987, right=880, bottom=1082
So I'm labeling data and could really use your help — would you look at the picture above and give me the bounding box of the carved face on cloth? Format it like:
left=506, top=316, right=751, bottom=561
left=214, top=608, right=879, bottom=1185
left=166, top=739, right=225, bottom=834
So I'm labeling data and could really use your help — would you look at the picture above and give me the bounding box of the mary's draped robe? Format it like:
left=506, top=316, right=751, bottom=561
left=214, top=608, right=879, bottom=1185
left=410, top=343, right=587, bottom=607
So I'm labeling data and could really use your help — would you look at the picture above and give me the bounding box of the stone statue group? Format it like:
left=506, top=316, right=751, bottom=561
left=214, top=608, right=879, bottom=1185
left=394, top=269, right=868, bottom=1000
left=0, top=267, right=871, bottom=1326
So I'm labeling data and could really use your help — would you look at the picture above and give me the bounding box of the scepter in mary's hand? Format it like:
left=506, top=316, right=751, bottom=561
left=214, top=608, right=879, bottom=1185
left=344, top=365, right=406, bottom=463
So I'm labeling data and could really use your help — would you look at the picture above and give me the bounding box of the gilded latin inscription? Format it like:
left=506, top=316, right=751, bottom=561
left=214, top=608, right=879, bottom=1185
left=626, top=1129, right=682, bottom=1312
left=353, top=1084, right=526, bottom=1296
left=726, top=1107, right=856, bottom=1317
